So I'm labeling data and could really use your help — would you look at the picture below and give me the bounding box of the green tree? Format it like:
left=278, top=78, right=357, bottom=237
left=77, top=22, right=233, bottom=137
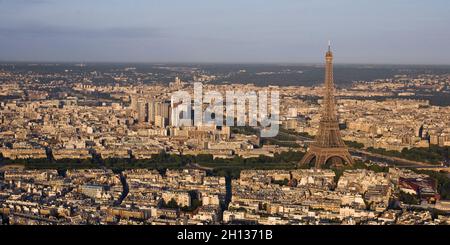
left=166, top=198, right=179, bottom=209
left=399, top=192, right=420, bottom=205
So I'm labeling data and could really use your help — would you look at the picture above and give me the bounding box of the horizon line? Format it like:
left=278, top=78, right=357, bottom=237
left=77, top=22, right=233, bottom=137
left=1, top=60, right=450, bottom=67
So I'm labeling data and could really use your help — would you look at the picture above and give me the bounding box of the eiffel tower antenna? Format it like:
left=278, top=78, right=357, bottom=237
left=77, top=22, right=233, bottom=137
left=299, top=43, right=354, bottom=168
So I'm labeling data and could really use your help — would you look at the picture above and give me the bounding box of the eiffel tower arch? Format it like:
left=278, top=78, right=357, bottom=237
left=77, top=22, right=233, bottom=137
left=299, top=43, right=354, bottom=168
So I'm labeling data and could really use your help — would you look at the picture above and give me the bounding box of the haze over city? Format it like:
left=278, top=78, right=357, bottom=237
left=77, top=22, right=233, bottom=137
left=1, top=0, right=450, bottom=64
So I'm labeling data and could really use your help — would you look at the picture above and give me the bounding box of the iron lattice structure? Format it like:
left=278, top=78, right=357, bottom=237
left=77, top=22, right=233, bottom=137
left=299, top=44, right=354, bottom=168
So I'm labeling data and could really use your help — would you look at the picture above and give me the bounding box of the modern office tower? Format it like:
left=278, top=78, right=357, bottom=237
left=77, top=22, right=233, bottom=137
left=161, top=100, right=171, bottom=126
left=300, top=43, right=354, bottom=168
left=130, top=95, right=138, bottom=112
left=148, top=100, right=171, bottom=127
left=147, top=100, right=156, bottom=124
left=137, top=98, right=148, bottom=124
left=154, top=115, right=166, bottom=128
left=154, top=101, right=162, bottom=120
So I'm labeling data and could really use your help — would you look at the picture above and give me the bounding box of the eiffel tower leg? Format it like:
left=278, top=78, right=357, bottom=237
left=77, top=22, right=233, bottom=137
left=343, top=154, right=354, bottom=165
left=299, top=152, right=316, bottom=167
left=315, top=154, right=327, bottom=169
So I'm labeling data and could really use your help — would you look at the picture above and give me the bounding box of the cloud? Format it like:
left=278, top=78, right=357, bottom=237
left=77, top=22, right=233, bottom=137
left=0, top=24, right=164, bottom=39
left=0, top=0, right=52, bottom=4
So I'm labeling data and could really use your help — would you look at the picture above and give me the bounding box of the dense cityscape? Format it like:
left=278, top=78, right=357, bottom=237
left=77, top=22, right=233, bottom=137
left=2, top=3, right=450, bottom=245
left=0, top=55, right=449, bottom=225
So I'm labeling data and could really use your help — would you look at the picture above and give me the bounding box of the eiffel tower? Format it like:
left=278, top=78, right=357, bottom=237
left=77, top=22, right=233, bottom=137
left=299, top=42, right=354, bottom=168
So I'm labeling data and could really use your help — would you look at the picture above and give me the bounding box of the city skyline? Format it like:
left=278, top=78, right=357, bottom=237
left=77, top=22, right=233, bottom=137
left=1, top=38, right=449, bottom=228
left=1, top=0, right=450, bottom=64
left=1, top=0, right=450, bottom=233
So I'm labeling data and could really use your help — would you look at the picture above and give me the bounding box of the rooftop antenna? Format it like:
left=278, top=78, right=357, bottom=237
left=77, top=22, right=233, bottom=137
left=328, top=40, right=331, bottom=52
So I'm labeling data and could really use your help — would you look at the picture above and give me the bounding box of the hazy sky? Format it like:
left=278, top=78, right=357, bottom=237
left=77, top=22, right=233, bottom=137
left=1, top=0, right=449, bottom=64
